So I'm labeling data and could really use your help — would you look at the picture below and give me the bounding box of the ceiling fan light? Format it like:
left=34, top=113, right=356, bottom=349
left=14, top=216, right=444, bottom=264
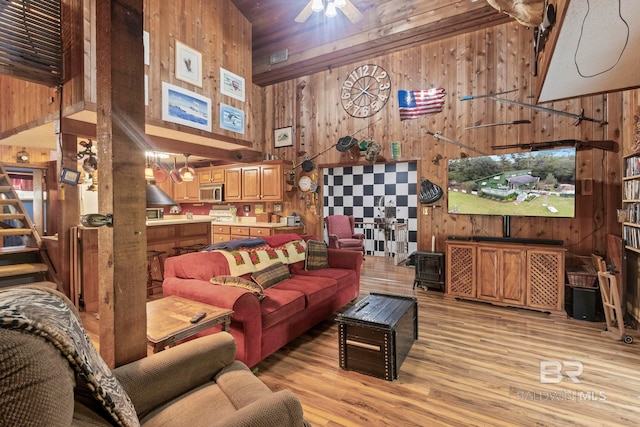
left=325, top=1, right=337, bottom=17
left=311, top=0, right=324, bottom=13
left=335, top=0, right=346, bottom=8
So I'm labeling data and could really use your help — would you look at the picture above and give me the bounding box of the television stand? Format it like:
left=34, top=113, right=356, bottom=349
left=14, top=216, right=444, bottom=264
left=445, top=238, right=566, bottom=316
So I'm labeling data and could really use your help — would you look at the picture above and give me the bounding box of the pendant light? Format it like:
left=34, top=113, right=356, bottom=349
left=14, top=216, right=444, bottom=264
left=325, top=1, right=337, bottom=17
left=311, top=0, right=323, bottom=13
left=179, top=154, right=195, bottom=182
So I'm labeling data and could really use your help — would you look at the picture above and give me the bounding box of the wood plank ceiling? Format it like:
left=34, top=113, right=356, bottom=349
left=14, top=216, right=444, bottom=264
left=230, top=0, right=513, bottom=86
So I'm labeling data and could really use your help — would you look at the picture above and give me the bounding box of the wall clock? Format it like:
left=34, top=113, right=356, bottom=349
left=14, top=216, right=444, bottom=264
left=340, top=64, right=391, bottom=118
left=298, top=175, right=312, bottom=192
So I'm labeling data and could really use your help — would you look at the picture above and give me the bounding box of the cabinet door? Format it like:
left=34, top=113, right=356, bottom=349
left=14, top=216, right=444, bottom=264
left=174, top=180, right=199, bottom=201
left=477, top=247, right=500, bottom=301
left=526, top=248, right=565, bottom=312
left=501, top=247, right=526, bottom=304
left=260, top=163, right=283, bottom=201
left=198, top=167, right=213, bottom=184
left=446, top=243, right=476, bottom=298
left=241, top=166, right=261, bottom=200
left=224, top=168, right=242, bottom=201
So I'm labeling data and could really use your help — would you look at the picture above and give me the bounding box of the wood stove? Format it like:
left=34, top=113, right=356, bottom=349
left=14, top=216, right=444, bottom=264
left=413, top=251, right=445, bottom=291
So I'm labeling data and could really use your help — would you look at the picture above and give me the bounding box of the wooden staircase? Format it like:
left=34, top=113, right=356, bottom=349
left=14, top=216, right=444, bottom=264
left=0, top=163, right=61, bottom=291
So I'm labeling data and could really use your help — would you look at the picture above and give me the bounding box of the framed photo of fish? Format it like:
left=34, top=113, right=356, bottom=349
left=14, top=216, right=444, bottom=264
left=175, top=41, right=202, bottom=87
left=220, top=67, right=245, bottom=102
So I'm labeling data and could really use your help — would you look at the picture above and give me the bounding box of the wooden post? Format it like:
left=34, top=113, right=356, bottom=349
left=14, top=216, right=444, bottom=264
left=96, top=0, right=147, bottom=367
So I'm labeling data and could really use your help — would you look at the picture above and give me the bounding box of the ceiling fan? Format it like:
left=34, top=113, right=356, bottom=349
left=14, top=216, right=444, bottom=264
left=295, top=0, right=363, bottom=24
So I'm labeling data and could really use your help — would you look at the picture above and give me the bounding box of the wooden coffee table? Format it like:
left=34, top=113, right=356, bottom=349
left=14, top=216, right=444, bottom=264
left=146, top=295, right=233, bottom=353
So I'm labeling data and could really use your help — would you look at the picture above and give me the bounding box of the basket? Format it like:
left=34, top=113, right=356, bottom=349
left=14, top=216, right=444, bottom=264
left=566, top=265, right=598, bottom=288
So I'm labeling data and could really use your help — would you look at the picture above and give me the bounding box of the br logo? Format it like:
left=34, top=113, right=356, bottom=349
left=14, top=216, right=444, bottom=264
left=540, top=361, right=583, bottom=384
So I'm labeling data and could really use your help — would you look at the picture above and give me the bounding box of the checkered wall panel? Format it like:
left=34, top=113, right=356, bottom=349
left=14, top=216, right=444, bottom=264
left=323, top=162, right=418, bottom=258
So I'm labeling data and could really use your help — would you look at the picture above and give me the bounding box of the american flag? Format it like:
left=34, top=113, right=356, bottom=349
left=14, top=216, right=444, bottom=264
left=398, top=88, right=446, bottom=121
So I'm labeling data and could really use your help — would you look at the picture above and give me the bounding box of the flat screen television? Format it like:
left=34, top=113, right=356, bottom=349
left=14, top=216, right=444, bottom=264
left=447, top=147, right=576, bottom=218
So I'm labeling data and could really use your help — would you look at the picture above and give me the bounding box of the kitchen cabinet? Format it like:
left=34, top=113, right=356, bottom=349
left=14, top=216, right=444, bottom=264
left=446, top=240, right=565, bottom=316
left=224, top=167, right=242, bottom=201
left=199, top=166, right=225, bottom=184
left=173, top=179, right=199, bottom=202
left=241, top=163, right=283, bottom=201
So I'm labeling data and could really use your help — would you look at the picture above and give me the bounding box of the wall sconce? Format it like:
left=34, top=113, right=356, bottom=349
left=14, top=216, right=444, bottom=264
left=78, top=140, right=98, bottom=172
left=16, top=147, right=29, bottom=163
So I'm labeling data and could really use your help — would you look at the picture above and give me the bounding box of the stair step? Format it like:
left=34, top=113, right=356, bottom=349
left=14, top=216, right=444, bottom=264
left=0, top=213, right=25, bottom=221
left=0, top=263, right=48, bottom=278
left=0, top=228, right=32, bottom=236
left=0, top=185, right=14, bottom=192
left=0, top=281, right=58, bottom=291
left=0, top=245, right=41, bottom=254
left=0, top=199, right=19, bottom=204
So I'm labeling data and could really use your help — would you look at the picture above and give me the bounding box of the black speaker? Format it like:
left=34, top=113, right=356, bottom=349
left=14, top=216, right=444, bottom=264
left=572, top=286, right=598, bottom=321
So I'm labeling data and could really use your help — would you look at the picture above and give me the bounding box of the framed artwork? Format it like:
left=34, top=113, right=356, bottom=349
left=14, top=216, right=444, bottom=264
left=274, top=126, right=293, bottom=148
left=162, top=82, right=212, bottom=132
left=273, top=203, right=283, bottom=213
left=219, top=103, right=245, bottom=134
left=60, top=168, right=81, bottom=185
left=220, top=67, right=245, bottom=102
left=175, top=41, right=202, bottom=87
left=143, top=31, right=150, bottom=66
left=254, top=203, right=265, bottom=214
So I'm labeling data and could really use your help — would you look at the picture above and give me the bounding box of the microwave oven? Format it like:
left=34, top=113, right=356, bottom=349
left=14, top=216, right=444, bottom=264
left=200, top=183, right=223, bottom=203
left=145, top=208, right=164, bottom=220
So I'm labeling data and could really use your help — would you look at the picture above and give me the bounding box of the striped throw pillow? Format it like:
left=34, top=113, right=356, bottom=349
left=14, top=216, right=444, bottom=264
left=251, top=261, right=291, bottom=289
left=210, top=275, right=265, bottom=300
left=305, top=240, right=329, bottom=271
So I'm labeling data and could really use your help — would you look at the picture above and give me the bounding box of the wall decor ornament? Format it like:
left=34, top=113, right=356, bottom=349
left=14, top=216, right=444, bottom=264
left=162, top=82, right=212, bottom=132
left=274, top=126, right=293, bottom=148
left=175, top=41, right=202, bottom=87
left=220, top=67, right=246, bottom=102
left=219, top=103, right=245, bottom=134
left=341, top=64, right=391, bottom=118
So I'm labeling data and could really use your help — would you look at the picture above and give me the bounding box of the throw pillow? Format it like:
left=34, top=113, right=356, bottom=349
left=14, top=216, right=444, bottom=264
left=251, top=261, right=291, bottom=289
left=210, top=276, right=265, bottom=300
left=305, top=240, right=329, bottom=271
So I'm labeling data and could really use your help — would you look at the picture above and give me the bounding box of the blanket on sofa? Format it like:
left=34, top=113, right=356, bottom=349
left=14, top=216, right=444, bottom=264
left=0, top=286, right=139, bottom=427
left=215, top=240, right=307, bottom=277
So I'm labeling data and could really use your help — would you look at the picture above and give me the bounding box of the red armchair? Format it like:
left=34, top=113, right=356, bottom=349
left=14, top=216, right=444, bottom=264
left=326, top=215, right=365, bottom=256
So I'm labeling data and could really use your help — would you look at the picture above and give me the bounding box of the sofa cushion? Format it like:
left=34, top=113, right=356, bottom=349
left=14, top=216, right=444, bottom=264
left=252, top=261, right=291, bottom=289
left=292, top=268, right=357, bottom=292
left=261, top=288, right=306, bottom=329
left=305, top=240, right=329, bottom=271
left=264, top=233, right=302, bottom=247
left=210, top=276, right=265, bottom=301
left=274, top=275, right=337, bottom=307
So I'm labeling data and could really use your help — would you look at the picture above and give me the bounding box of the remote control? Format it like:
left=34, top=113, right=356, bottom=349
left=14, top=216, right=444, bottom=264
left=190, top=312, right=206, bottom=324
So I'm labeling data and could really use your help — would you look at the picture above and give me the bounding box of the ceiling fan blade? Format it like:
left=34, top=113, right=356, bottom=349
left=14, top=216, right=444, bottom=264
left=295, top=0, right=315, bottom=23
left=340, top=0, right=362, bottom=23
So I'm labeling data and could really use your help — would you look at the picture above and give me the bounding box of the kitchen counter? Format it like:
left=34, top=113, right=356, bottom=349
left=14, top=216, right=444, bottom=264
left=146, top=215, right=291, bottom=228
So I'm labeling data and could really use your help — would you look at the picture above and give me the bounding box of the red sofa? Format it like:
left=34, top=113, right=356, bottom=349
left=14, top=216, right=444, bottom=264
left=162, top=239, right=362, bottom=368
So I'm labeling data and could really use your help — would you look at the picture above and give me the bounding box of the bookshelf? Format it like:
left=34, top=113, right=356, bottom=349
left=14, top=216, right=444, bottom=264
left=622, top=154, right=640, bottom=254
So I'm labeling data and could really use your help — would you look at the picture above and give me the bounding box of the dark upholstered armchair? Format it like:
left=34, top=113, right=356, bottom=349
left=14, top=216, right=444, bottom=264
left=0, top=286, right=309, bottom=427
left=326, top=215, right=365, bottom=255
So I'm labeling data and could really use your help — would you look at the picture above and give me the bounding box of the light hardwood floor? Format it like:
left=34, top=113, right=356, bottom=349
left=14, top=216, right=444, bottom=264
left=81, top=257, right=640, bottom=426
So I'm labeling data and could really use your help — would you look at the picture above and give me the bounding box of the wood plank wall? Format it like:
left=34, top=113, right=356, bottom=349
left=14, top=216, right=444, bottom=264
left=264, top=21, right=626, bottom=258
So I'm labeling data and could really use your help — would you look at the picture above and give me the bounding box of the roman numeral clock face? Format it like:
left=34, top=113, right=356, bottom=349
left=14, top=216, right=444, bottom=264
left=341, top=64, right=391, bottom=118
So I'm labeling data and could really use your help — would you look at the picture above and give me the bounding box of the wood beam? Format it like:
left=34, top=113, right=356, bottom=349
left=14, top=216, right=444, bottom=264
left=96, top=0, right=147, bottom=368
left=147, top=135, right=263, bottom=164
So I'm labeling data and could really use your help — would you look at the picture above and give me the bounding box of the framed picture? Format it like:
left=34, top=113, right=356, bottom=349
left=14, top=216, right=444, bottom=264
left=162, top=82, right=212, bottom=132
left=273, top=203, right=283, bottom=213
left=220, top=67, right=245, bottom=102
left=143, top=31, right=150, bottom=66
left=219, top=103, right=245, bottom=134
left=175, top=41, right=202, bottom=87
left=274, top=126, right=293, bottom=148
left=60, top=168, right=81, bottom=185
left=254, top=203, right=265, bottom=214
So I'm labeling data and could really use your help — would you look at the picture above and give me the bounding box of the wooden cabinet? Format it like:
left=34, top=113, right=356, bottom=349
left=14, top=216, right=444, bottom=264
left=199, top=166, right=225, bottom=184
left=212, top=223, right=293, bottom=242
left=222, top=161, right=288, bottom=202
left=446, top=240, right=565, bottom=316
left=224, top=167, right=242, bottom=201
left=173, top=179, right=199, bottom=202
left=212, top=225, right=232, bottom=243
left=241, top=163, right=283, bottom=201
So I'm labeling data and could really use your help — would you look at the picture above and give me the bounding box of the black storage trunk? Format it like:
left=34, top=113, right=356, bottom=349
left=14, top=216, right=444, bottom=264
left=337, top=292, right=418, bottom=381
